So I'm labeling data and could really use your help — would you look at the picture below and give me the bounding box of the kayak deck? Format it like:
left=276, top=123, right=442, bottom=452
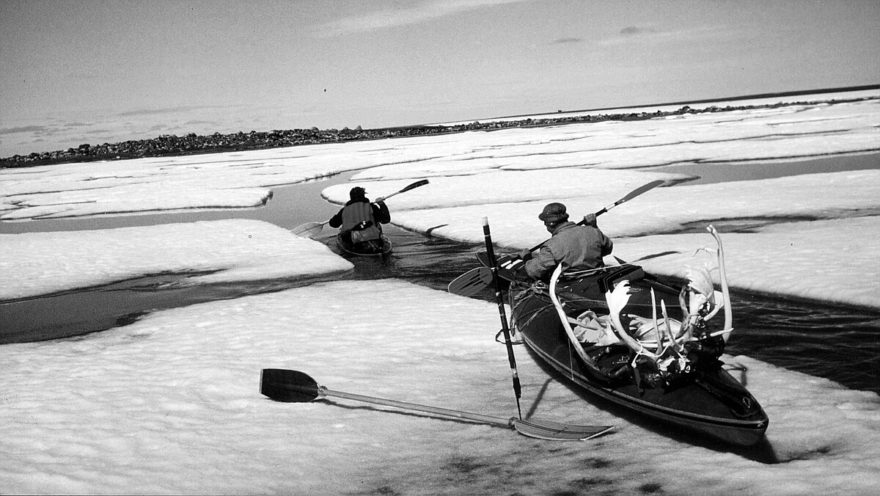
left=507, top=266, right=768, bottom=446
left=336, top=233, right=392, bottom=257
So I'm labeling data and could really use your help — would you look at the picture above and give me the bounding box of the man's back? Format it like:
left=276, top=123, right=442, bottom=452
left=524, top=221, right=613, bottom=279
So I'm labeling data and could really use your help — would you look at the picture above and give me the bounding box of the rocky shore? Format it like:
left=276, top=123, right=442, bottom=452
left=2, top=91, right=873, bottom=169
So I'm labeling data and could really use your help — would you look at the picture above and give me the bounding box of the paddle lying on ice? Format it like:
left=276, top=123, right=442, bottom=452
left=291, top=179, right=429, bottom=238
left=260, top=368, right=612, bottom=441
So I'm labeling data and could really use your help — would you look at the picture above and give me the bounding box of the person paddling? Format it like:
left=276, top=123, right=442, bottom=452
left=519, top=202, right=613, bottom=281
left=329, top=186, right=390, bottom=253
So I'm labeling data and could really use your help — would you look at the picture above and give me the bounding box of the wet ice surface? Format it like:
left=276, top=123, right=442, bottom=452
left=1, top=91, right=879, bottom=494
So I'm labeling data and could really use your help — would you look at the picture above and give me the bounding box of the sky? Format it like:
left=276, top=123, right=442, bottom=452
left=2, top=93, right=880, bottom=492
left=1, top=0, right=879, bottom=157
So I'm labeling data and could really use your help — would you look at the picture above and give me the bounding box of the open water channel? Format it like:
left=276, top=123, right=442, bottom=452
left=2, top=154, right=879, bottom=395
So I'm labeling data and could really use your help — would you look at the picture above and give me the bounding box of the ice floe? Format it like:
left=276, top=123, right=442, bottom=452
left=0, top=219, right=352, bottom=300
left=1, top=89, right=879, bottom=494
left=1, top=280, right=878, bottom=494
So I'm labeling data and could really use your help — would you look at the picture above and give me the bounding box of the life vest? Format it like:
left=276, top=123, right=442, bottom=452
left=341, top=201, right=380, bottom=242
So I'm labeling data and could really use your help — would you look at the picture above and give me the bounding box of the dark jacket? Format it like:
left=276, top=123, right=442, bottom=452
left=524, top=221, right=613, bottom=280
left=329, top=199, right=390, bottom=240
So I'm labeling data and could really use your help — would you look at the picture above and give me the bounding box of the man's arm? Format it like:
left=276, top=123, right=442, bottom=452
left=372, top=201, right=390, bottom=224
left=599, top=230, right=613, bottom=257
left=523, top=245, right=557, bottom=279
left=328, top=208, right=344, bottom=228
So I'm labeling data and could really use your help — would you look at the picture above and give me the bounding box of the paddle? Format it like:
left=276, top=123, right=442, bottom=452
left=291, top=179, right=429, bottom=238
left=482, top=217, right=525, bottom=420
left=449, top=251, right=679, bottom=298
left=448, top=180, right=666, bottom=296
left=519, top=179, right=666, bottom=255
left=447, top=266, right=494, bottom=297
left=594, top=179, right=665, bottom=217
left=260, top=368, right=612, bottom=441
left=447, top=251, right=681, bottom=297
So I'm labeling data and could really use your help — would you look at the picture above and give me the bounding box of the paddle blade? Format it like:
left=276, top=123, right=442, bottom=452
left=291, top=221, right=325, bottom=238
left=448, top=267, right=494, bottom=296
left=379, top=178, right=430, bottom=201
left=260, top=368, right=321, bottom=402
left=399, top=178, right=429, bottom=193
left=620, top=179, right=665, bottom=202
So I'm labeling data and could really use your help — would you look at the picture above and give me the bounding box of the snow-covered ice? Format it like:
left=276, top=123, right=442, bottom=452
left=0, top=219, right=352, bottom=300
left=382, top=169, right=880, bottom=309
left=1, top=90, right=879, bottom=494
left=2, top=94, right=877, bottom=221
left=2, top=92, right=878, bottom=308
left=2, top=280, right=878, bottom=495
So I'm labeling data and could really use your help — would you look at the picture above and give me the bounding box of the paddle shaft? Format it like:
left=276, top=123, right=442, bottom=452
left=483, top=217, right=523, bottom=419
left=261, top=369, right=612, bottom=441
left=522, top=179, right=665, bottom=254
left=291, top=179, right=428, bottom=238
left=321, top=385, right=613, bottom=441
left=316, top=385, right=514, bottom=429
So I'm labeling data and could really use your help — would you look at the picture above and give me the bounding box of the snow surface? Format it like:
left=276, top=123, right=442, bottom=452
left=382, top=170, right=880, bottom=309
left=2, top=92, right=877, bottom=308
left=2, top=280, right=878, bottom=495
left=2, top=94, right=877, bottom=221
left=0, top=219, right=352, bottom=300
left=1, top=91, right=880, bottom=494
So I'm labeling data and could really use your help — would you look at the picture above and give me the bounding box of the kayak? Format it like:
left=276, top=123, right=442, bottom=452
left=336, top=233, right=392, bottom=257
left=481, top=227, right=768, bottom=446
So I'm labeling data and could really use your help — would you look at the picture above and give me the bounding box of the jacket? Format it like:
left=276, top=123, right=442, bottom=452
left=329, top=199, right=390, bottom=241
left=524, top=221, right=613, bottom=280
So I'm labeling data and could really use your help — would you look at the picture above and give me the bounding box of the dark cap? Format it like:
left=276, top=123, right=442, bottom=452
left=349, top=186, right=366, bottom=200
left=538, top=202, right=569, bottom=224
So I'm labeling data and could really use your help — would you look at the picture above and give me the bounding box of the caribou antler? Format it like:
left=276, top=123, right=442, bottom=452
left=707, top=225, right=733, bottom=340
left=607, top=281, right=659, bottom=360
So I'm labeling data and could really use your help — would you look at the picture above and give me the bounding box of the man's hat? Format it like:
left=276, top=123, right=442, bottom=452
left=349, top=186, right=366, bottom=199
left=538, top=202, right=569, bottom=224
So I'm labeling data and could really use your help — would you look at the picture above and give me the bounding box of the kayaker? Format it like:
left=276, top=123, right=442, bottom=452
left=329, top=186, right=391, bottom=252
left=518, top=202, right=613, bottom=281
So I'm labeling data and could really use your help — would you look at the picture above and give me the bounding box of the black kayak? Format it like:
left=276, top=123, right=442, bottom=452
left=481, top=227, right=769, bottom=446
left=336, top=233, right=392, bottom=257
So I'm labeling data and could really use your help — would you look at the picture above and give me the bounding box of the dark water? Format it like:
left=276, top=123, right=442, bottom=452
left=2, top=155, right=879, bottom=395
left=728, top=293, right=880, bottom=391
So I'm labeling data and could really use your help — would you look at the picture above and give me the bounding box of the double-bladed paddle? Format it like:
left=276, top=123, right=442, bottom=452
left=446, top=266, right=494, bottom=296
left=448, top=251, right=680, bottom=297
left=520, top=178, right=666, bottom=255
left=447, top=180, right=666, bottom=296
left=292, top=179, right=429, bottom=238
left=260, top=368, right=612, bottom=441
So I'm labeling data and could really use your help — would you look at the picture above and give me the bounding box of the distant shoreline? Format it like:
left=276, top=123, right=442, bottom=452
left=2, top=84, right=877, bottom=169
left=470, top=84, right=880, bottom=121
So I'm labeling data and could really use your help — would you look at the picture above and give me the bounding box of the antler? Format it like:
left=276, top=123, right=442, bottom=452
left=607, top=281, right=659, bottom=360
left=707, top=225, right=733, bottom=340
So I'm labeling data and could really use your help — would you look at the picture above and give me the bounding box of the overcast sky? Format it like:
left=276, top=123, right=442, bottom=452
left=1, top=0, right=878, bottom=156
